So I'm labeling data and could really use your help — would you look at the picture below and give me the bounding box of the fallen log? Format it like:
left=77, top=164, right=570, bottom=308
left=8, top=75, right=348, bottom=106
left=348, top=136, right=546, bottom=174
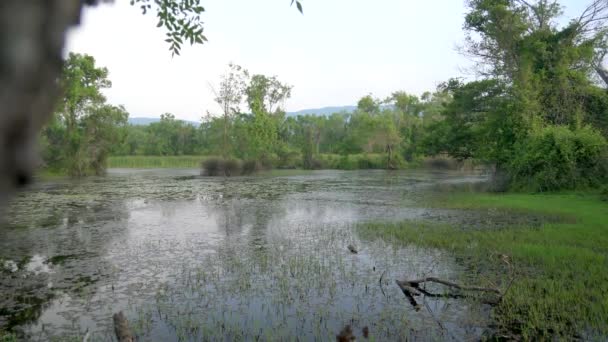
left=113, top=311, right=134, bottom=342
left=406, top=277, right=501, bottom=294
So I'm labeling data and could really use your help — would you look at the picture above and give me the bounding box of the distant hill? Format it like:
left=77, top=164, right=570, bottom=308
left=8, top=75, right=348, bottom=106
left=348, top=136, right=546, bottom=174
left=129, top=106, right=360, bottom=125
left=128, top=117, right=200, bottom=126
left=286, top=106, right=357, bottom=117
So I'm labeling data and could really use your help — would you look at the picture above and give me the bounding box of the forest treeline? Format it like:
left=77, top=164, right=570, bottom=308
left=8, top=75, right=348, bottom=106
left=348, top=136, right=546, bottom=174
left=41, top=0, right=608, bottom=191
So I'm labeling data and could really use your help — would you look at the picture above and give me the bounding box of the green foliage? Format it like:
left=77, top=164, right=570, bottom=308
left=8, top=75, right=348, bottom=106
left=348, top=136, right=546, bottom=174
left=356, top=94, right=380, bottom=114
left=508, top=126, right=608, bottom=191
left=112, top=85, right=439, bottom=171
left=42, top=53, right=128, bottom=177
left=600, top=184, right=608, bottom=201
left=131, top=0, right=207, bottom=56
left=129, top=0, right=303, bottom=55
left=328, top=154, right=388, bottom=170
left=245, top=74, right=292, bottom=115
left=423, top=79, right=526, bottom=165
left=425, top=0, right=608, bottom=191
left=108, top=155, right=205, bottom=168
left=0, top=332, right=17, bottom=342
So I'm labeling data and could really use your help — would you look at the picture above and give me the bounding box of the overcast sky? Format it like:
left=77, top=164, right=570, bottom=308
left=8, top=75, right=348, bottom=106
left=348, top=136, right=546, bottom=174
left=66, top=0, right=588, bottom=122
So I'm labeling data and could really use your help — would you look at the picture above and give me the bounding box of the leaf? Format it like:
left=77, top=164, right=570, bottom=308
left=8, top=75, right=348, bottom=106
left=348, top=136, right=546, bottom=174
left=157, top=20, right=164, bottom=27
left=296, top=1, right=303, bottom=14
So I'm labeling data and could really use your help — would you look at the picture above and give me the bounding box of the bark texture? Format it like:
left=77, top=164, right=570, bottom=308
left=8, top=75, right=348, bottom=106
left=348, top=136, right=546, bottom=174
left=0, top=0, right=97, bottom=203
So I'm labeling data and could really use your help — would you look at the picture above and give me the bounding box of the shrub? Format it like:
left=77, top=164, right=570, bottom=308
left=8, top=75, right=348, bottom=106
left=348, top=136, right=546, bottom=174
left=316, top=154, right=341, bottom=169
left=222, top=159, right=242, bottom=176
left=276, top=149, right=302, bottom=169
left=356, top=154, right=385, bottom=169
left=331, top=154, right=394, bottom=170
left=422, top=155, right=460, bottom=170
left=201, top=157, right=243, bottom=176
left=507, top=126, right=608, bottom=191
left=242, top=159, right=263, bottom=175
left=260, top=154, right=279, bottom=170
left=336, top=155, right=357, bottom=170
left=201, top=157, right=221, bottom=176
left=600, top=184, right=608, bottom=201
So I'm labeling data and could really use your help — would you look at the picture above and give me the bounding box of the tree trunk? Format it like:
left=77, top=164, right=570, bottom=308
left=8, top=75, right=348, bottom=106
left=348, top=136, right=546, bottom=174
left=386, top=144, right=393, bottom=169
left=596, top=66, right=608, bottom=88
left=0, top=0, right=87, bottom=202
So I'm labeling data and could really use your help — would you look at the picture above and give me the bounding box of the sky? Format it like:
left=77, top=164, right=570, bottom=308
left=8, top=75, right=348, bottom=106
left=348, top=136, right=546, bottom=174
left=66, top=0, right=588, bottom=122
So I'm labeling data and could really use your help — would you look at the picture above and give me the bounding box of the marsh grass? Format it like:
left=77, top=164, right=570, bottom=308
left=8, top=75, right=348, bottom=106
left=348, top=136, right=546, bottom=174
left=108, top=156, right=207, bottom=168
left=358, top=192, right=608, bottom=339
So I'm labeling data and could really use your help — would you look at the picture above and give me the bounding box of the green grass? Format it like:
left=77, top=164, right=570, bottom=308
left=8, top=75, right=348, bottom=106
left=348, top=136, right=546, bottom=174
left=0, top=332, right=17, bottom=342
left=358, top=192, right=608, bottom=339
left=107, top=155, right=207, bottom=168
left=35, top=169, right=68, bottom=180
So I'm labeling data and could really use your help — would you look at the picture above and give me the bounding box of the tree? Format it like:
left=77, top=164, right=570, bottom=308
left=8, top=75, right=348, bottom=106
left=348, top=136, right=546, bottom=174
left=245, top=75, right=293, bottom=115
left=42, top=53, right=130, bottom=176
left=357, top=94, right=381, bottom=114
left=211, top=63, right=249, bottom=157
left=463, top=0, right=608, bottom=126
left=83, top=104, right=129, bottom=175
left=389, top=91, right=421, bottom=115
left=59, top=53, right=111, bottom=139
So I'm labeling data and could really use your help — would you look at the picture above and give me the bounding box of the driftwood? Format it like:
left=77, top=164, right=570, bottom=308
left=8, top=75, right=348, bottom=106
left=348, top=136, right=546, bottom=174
left=396, top=277, right=501, bottom=309
left=347, top=244, right=358, bottom=254
left=406, top=277, right=501, bottom=294
left=113, top=311, right=134, bottom=342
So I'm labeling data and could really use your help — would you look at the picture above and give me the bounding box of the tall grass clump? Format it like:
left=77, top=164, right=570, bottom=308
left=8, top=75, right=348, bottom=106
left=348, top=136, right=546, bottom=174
left=108, top=155, right=205, bottom=168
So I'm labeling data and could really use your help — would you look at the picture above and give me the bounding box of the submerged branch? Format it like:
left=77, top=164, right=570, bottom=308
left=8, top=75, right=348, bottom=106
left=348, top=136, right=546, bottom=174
left=405, top=277, right=501, bottom=294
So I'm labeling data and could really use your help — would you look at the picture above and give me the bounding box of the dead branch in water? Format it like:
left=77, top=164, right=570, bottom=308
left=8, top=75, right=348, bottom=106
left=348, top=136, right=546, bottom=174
left=113, top=311, right=134, bottom=342
left=396, top=277, right=501, bottom=309
left=405, top=277, right=501, bottom=294
left=379, top=270, right=387, bottom=297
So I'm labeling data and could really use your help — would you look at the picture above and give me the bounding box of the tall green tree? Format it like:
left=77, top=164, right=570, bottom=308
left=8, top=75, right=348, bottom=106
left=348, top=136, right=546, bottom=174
left=211, top=63, right=249, bottom=157
left=49, top=53, right=128, bottom=176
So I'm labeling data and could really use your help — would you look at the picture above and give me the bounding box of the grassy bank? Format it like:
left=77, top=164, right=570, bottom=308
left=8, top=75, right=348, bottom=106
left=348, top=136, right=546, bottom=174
left=107, top=155, right=206, bottom=168
left=108, top=153, right=418, bottom=170
left=358, top=192, right=608, bottom=339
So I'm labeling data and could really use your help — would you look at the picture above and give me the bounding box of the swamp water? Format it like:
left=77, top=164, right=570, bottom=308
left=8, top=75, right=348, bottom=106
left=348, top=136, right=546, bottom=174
left=0, top=169, right=527, bottom=341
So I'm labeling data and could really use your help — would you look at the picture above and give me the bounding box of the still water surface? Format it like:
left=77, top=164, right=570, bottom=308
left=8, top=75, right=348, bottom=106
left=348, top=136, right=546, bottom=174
left=0, top=169, right=506, bottom=340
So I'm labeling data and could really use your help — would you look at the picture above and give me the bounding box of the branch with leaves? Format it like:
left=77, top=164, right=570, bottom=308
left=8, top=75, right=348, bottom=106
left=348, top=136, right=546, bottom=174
left=131, top=0, right=303, bottom=55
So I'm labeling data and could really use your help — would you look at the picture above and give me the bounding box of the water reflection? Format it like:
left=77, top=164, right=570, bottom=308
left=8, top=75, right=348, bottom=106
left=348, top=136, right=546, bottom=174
left=0, top=169, right=505, bottom=340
